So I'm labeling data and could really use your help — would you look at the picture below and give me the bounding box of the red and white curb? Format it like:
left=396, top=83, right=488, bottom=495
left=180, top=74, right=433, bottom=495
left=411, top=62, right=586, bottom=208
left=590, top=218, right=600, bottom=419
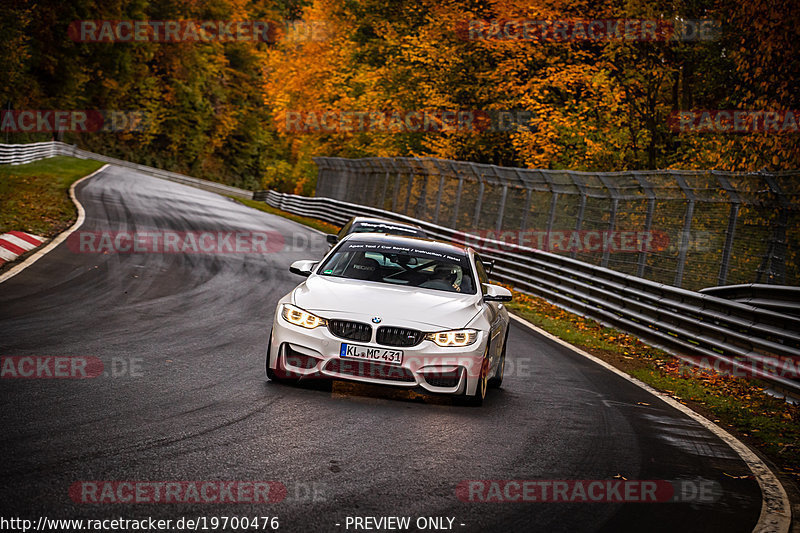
left=0, top=232, right=46, bottom=266
left=0, top=164, right=109, bottom=285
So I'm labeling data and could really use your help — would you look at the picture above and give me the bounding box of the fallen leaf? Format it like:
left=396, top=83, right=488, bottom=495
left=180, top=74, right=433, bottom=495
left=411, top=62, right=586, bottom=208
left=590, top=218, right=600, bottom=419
left=722, top=473, right=751, bottom=480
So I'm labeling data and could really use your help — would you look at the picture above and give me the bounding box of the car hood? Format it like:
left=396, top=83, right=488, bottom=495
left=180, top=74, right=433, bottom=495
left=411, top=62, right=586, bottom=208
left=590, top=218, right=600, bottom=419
left=292, top=275, right=481, bottom=330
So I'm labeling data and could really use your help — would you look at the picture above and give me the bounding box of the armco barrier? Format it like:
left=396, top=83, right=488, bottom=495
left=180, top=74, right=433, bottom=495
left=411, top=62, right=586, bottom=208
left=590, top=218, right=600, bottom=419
left=0, top=141, right=253, bottom=200
left=700, top=284, right=800, bottom=317
left=0, top=141, right=74, bottom=165
left=262, top=189, right=800, bottom=396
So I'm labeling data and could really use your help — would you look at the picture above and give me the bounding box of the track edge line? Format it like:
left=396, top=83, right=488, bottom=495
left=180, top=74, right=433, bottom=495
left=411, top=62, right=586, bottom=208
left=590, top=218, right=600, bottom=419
left=0, top=164, right=110, bottom=285
left=509, top=312, right=791, bottom=533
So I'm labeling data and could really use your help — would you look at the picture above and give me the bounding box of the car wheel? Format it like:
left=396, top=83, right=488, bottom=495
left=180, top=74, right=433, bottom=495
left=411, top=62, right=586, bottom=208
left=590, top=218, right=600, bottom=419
left=266, top=330, right=294, bottom=383
left=265, top=330, right=278, bottom=380
left=460, top=346, right=489, bottom=406
left=488, top=329, right=508, bottom=389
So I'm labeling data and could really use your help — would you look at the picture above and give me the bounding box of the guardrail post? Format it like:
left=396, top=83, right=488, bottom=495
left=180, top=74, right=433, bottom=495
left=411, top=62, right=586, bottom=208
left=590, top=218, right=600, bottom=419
left=496, top=184, right=508, bottom=232
left=540, top=172, right=560, bottom=253
left=512, top=169, right=532, bottom=230
left=451, top=176, right=464, bottom=228
left=380, top=170, right=389, bottom=209
left=546, top=192, right=558, bottom=236
left=716, top=175, right=740, bottom=286
left=413, top=158, right=428, bottom=220
left=366, top=161, right=376, bottom=205
left=570, top=174, right=587, bottom=259
left=318, top=158, right=329, bottom=198
left=719, top=204, right=739, bottom=285
left=403, top=165, right=414, bottom=215
left=434, top=174, right=445, bottom=224
left=674, top=175, right=696, bottom=288
left=520, top=189, right=532, bottom=230
left=473, top=177, right=485, bottom=230
left=368, top=160, right=380, bottom=206
left=757, top=175, right=789, bottom=284
left=634, top=174, right=656, bottom=278
left=598, top=176, right=620, bottom=268
left=357, top=161, right=367, bottom=205
left=391, top=161, right=401, bottom=212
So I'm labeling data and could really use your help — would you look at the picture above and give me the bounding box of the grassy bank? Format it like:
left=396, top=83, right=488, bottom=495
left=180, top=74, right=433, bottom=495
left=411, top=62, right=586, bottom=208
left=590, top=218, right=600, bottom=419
left=0, top=157, right=104, bottom=237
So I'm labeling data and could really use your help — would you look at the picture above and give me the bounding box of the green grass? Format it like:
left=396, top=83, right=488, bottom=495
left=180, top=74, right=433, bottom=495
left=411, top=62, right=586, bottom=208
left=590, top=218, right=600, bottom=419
left=231, top=197, right=340, bottom=234
left=507, top=305, right=622, bottom=352
left=0, top=156, right=104, bottom=237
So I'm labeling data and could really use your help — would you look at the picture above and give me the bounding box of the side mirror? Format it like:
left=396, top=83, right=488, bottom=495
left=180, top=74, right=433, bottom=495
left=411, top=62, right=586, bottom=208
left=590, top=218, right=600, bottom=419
left=289, top=260, right=318, bottom=277
left=326, top=234, right=339, bottom=245
left=483, top=284, right=512, bottom=302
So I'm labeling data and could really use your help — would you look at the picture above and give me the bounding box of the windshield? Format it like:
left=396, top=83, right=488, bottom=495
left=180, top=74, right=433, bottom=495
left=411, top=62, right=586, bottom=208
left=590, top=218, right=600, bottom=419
left=350, top=221, right=427, bottom=238
left=318, top=241, right=475, bottom=294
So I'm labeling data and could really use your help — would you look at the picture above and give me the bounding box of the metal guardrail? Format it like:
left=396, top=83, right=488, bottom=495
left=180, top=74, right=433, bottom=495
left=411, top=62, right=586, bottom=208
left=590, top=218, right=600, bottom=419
left=0, top=141, right=253, bottom=200
left=0, top=141, right=74, bottom=165
left=263, top=189, right=800, bottom=395
left=700, top=284, right=800, bottom=317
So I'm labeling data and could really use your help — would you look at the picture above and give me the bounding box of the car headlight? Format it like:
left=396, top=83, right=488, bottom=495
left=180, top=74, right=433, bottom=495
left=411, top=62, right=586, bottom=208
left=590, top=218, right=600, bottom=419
left=281, top=304, right=327, bottom=329
left=425, top=329, right=478, bottom=347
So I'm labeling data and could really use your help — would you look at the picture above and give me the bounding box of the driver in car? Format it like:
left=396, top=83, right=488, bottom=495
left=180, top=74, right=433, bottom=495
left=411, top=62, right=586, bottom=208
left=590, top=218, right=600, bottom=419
left=420, top=264, right=461, bottom=292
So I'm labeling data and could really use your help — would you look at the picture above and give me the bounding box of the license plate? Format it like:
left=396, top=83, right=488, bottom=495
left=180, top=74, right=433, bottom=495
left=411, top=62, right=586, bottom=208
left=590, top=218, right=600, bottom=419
left=339, top=343, right=403, bottom=365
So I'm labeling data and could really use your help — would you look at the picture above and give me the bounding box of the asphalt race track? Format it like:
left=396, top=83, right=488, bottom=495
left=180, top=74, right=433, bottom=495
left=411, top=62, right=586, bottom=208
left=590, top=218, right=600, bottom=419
left=0, top=166, right=766, bottom=532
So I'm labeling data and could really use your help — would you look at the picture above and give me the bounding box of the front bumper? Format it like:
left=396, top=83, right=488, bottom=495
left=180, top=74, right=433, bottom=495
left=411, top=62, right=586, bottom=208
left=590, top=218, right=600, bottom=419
left=269, top=314, right=487, bottom=396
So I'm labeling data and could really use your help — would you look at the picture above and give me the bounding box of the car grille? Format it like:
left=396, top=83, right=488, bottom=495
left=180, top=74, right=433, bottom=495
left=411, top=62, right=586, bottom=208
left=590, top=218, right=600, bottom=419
left=325, top=359, right=415, bottom=382
left=376, top=326, right=424, bottom=347
left=421, top=369, right=462, bottom=388
left=328, top=320, right=372, bottom=342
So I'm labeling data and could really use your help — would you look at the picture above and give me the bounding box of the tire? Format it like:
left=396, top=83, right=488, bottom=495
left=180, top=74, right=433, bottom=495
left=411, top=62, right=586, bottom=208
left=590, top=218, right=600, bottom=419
left=265, top=330, right=278, bottom=381
left=488, top=329, right=509, bottom=389
left=266, top=330, right=294, bottom=383
left=459, top=346, right=489, bottom=406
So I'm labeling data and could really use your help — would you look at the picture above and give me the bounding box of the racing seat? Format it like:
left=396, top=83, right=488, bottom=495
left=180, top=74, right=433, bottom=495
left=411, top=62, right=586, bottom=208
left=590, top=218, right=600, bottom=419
left=343, top=256, right=382, bottom=281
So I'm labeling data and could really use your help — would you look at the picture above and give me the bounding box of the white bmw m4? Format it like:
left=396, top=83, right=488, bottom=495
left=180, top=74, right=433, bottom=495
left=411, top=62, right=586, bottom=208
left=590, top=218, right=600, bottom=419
left=266, top=233, right=512, bottom=405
